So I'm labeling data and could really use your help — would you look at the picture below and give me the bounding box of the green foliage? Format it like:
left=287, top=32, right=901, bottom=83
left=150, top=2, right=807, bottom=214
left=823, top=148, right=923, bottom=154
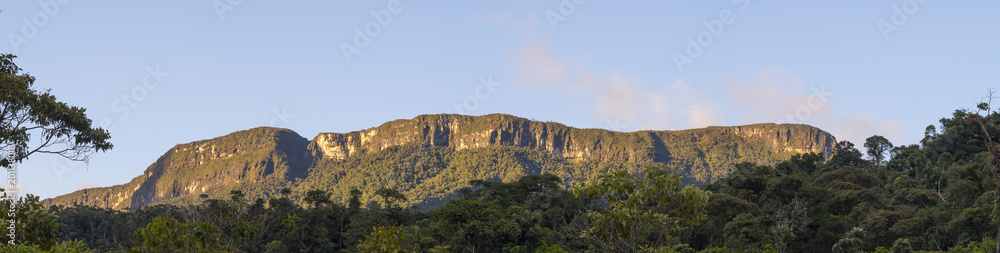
left=0, top=194, right=59, bottom=249
left=888, top=238, right=914, bottom=253
left=49, top=115, right=830, bottom=212
left=281, top=213, right=300, bottom=230
left=429, top=173, right=588, bottom=252
left=433, top=197, right=520, bottom=250
left=865, top=135, right=894, bottom=167
left=130, top=216, right=223, bottom=253
left=832, top=227, right=865, bottom=253
left=228, top=190, right=244, bottom=203
left=36, top=98, right=1000, bottom=252
left=680, top=99, right=1000, bottom=253
left=0, top=54, right=112, bottom=168
left=696, top=247, right=728, bottom=253
left=535, top=244, right=568, bottom=253
left=357, top=225, right=408, bottom=253
left=831, top=141, right=867, bottom=168
left=687, top=193, right=757, bottom=249
left=0, top=239, right=95, bottom=253
left=948, top=238, right=997, bottom=253
left=375, top=188, right=408, bottom=209
left=303, top=189, right=332, bottom=208
left=722, top=213, right=768, bottom=252
left=574, top=164, right=710, bottom=252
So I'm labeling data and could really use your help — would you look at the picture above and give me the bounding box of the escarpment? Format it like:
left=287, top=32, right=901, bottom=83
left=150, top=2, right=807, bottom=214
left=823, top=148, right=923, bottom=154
left=46, top=114, right=836, bottom=210
left=308, top=114, right=834, bottom=161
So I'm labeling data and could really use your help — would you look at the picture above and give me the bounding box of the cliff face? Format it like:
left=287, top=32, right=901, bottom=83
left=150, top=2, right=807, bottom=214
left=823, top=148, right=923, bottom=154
left=45, top=127, right=312, bottom=209
left=308, top=114, right=835, bottom=163
left=726, top=124, right=835, bottom=157
left=45, top=114, right=836, bottom=210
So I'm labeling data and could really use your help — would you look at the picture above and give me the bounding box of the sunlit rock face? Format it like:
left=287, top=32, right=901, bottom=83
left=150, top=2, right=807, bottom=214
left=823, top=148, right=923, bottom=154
left=45, top=114, right=836, bottom=210
left=309, top=114, right=835, bottom=162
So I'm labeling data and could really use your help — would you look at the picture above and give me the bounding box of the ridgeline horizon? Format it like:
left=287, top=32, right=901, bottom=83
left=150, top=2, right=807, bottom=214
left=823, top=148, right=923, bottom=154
left=43, top=113, right=837, bottom=210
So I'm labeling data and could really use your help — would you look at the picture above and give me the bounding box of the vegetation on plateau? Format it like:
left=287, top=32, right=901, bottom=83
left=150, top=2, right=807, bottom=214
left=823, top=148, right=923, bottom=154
left=12, top=97, right=1000, bottom=252
left=10, top=53, right=1000, bottom=252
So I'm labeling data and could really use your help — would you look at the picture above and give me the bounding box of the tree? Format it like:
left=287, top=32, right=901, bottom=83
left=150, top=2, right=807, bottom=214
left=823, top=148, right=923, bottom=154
left=864, top=135, right=893, bottom=167
left=0, top=239, right=95, bottom=253
left=432, top=197, right=520, bottom=252
left=920, top=125, right=937, bottom=148
left=887, top=238, right=913, bottom=253
left=766, top=198, right=810, bottom=253
left=303, top=189, right=332, bottom=209
left=131, top=217, right=221, bottom=252
left=830, top=141, right=866, bottom=168
left=831, top=227, right=865, bottom=253
left=723, top=213, right=766, bottom=252
left=464, top=174, right=562, bottom=205
left=1, top=54, right=112, bottom=168
left=967, top=95, right=1000, bottom=253
left=357, top=225, right=408, bottom=253
left=574, top=164, right=710, bottom=252
left=349, top=188, right=363, bottom=211
left=1, top=194, right=59, bottom=249
left=229, top=190, right=244, bottom=203
left=375, top=188, right=407, bottom=209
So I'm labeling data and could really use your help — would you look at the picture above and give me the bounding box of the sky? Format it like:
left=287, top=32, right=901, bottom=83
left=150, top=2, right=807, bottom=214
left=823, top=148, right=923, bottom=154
left=1, top=1, right=998, bottom=199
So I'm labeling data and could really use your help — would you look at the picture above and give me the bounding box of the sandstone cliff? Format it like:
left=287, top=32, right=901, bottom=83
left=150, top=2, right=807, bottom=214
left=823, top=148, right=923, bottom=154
left=45, top=127, right=311, bottom=209
left=45, top=114, right=835, bottom=209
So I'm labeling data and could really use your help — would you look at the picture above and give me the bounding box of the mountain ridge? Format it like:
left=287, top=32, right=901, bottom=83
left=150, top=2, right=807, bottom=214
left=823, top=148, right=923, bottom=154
left=44, top=113, right=836, bottom=209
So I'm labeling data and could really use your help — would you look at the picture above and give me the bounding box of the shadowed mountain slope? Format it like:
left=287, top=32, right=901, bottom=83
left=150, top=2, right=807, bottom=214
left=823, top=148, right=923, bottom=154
left=45, top=114, right=835, bottom=209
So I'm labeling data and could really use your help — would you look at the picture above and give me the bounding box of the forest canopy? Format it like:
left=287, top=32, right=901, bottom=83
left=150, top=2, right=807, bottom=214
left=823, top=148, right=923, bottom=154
left=9, top=99, right=1000, bottom=252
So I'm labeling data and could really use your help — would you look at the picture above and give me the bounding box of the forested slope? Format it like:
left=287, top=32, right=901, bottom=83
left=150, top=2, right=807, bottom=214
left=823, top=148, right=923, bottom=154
left=19, top=104, right=1000, bottom=252
left=44, top=114, right=835, bottom=210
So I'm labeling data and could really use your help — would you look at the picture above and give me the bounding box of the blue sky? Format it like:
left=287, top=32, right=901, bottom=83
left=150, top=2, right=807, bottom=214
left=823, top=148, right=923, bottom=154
left=2, top=1, right=997, bottom=199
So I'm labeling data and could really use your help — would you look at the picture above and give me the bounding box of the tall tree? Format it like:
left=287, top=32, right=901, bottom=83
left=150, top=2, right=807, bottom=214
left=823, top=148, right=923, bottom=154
left=831, top=227, right=865, bottom=253
left=574, top=164, right=710, bottom=252
left=375, top=188, right=407, bottom=209
left=830, top=141, right=865, bottom=168
left=1, top=54, right=112, bottom=167
left=864, top=135, right=893, bottom=167
left=921, top=125, right=937, bottom=147
left=349, top=188, right=363, bottom=211
left=968, top=99, right=1000, bottom=253
left=304, top=189, right=332, bottom=209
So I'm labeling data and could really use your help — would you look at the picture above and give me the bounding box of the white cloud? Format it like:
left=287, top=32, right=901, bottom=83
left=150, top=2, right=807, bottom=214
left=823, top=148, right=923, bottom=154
left=503, top=19, right=905, bottom=145
left=720, top=69, right=906, bottom=145
left=77, top=178, right=96, bottom=190
left=510, top=40, right=723, bottom=131
left=511, top=40, right=569, bottom=89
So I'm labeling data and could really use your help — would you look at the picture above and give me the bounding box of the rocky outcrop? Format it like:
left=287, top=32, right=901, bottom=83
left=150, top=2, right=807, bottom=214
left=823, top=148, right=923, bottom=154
left=44, top=127, right=312, bottom=209
left=727, top=124, right=835, bottom=158
left=45, top=114, right=836, bottom=210
left=307, top=114, right=836, bottom=162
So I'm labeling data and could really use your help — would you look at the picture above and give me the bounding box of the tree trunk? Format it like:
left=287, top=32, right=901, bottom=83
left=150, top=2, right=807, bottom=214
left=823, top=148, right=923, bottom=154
left=991, top=148, right=1000, bottom=253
